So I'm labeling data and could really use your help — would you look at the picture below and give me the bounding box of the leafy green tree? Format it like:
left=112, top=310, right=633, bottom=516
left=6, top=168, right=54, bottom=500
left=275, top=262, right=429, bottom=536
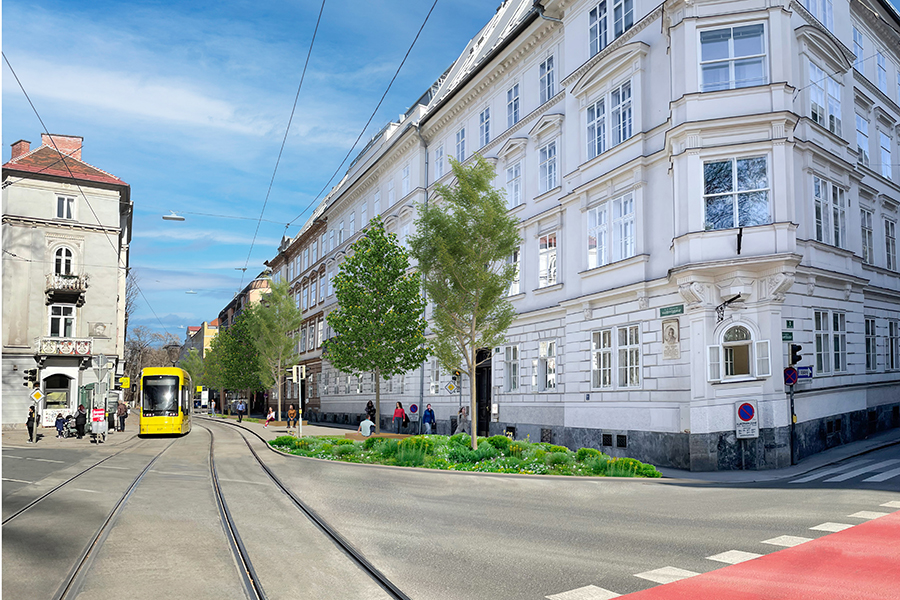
left=252, top=279, right=303, bottom=421
left=212, top=310, right=264, bottom=410
left=179, top=348, right=205, bottom=388
left=325, top=216, right=428, bottom=433
left=409, top=156, right=521, bottom=449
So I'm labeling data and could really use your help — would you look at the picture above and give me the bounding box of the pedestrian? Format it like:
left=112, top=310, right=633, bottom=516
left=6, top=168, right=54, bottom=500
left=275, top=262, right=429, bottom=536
left=116, top=402, right=128, bottom=432
left=210, top=400, right=216, bottom=415
left=236, top=399, right=247, bottom=423
left=26, top=406, right=36, bottom=443
left=365, top=399, right=376, bottom=421
left=287, top=404, right=298, bottom=428
left=423, top=403, right=436, bottom=435
left=264, top=407, right=275, bottom=428
left=75, top=405, right=87, bottom=439
left=358, top=415, right=375, bottom=437
left=453, top=406, right=469, bottom=435
left=55, top=413, right=66, bottom=439
left=393, top=402, right=406, bottom=434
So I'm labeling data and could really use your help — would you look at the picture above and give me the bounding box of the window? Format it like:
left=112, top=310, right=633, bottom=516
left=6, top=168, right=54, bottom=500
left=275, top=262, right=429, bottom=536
left=508, top=248, right=521, bottom=295
left=327, top=270, right=333, bottom=296
left=700, top=24, right=766, bottom=92
left=504, top=346, right=519, bottom=391
left=506, top=162, right=522, bottom=208
left=877, top=52, right=887, bottom=93
left=887, top=219, right=897, bottom=271
left=613, top=0, right=633, bottom=38
left=57, top=197, right=74, bottom=220
left=889, top=321, right=900, bottom=370
left=300, top=326, right=307, bottom=353
left=49, top=304, right=75, bottom=337
left=310, top=280, right=317, bottom=307
left=856, top=115, right=869, bottom=165
left=388, top=180, right=395, bottom=205
left=587, top=81, right=633, bottom=160
left=302, top=285, right=308, bottom=311
left=813, top=177, right=846, bottom=248
left=618, top=325, right=641, bottom=387
left=852, top=27, right=864, bottom=72
left=861, top=209, right=874, bottom=264
left=329, top=230, right=334, bottom=251
left=587, top=96, right=606, bottom=159
left=539, top=140, right=558, bottom=193
left=311, top=240, right=318, bottom=265
left=589, top=1, right=608, bottom=56
left=814, top=310, right=839, bottom=374
left=373, top=190, right=381, bottom=216
left=54, top=247, right=73, bottom=275
left=540, top=56, right=555, bottom=104
left=703, top=156, right=770, bottom=230
left=429, top=360, right=441, bottom=394
left=708, top=325, right=770, bottom=381
left=611, top=81, right=633, bottom=146
left=832, top=311, right=847, bottom=372
left=809, top=61, right=841, bottom=135
left=880, top=133, right=892, bottom=180
left=507, top=84, right=520, bottom=127
left=479, top=108, right=490, bottom=147
left=865, top=318, right=877, bottom=371
left=590, top=0, right=633, bottom=54
left=349, top=212, right=356, bottom=237
left=402, top=164, right=410, bottom=196
left=434, top=146, right=444, bottom=179
left=303, top=248, right=309, bottom=271
left=456, top=128, right=466, bottom=163
left=401, top=224, right=410, bottom=250
left=591, top=329, right=613, bottom=388
left=538, top=233, right=557, bottom=287
left=287, top=261, right=294, bottom=282
left=317, top=318, right=323, bottom=348
left=338, top=221, right=344, bottom=245
left=588, top=193, right=634, bottom=268
left=804, top=0, right=833, bottom=31
left=309, top=320, right=317, bottom=351
left=360, top=203, right=367, bottom=228
left=538, top=340, right=556, bottom=391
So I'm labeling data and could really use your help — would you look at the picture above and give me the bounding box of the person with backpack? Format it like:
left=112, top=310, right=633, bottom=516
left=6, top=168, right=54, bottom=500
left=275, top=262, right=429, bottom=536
left=116, top=402, right=128, bottom=432
left=74, top=405, right=87, bottom=439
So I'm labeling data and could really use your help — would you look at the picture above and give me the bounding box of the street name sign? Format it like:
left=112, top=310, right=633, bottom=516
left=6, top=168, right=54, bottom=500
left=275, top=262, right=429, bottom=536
left=659, top=305, right=684, bottom=317
left=782, top=332, right=793, bottom=341
left=797, top=366, right=813, bottom=379
left=735, top=400, right=759, bottom=439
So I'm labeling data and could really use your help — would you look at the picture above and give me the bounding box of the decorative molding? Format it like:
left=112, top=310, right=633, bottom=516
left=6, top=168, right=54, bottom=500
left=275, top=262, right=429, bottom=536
left=806, top=275, right=816, bottom=296
left=678, top=281, right=710, bottom=308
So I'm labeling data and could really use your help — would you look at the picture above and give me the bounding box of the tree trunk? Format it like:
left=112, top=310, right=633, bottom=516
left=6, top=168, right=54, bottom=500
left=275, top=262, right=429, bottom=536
left=374, top=367, right=381, bottom=434
left=468, top=348, right=477, bottom=450
left=276, top=358, right=283, bottom=422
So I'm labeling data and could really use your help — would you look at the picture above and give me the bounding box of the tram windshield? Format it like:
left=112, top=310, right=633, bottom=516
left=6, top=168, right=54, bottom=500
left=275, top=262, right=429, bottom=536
left=142, top=376, right=180, bottom=416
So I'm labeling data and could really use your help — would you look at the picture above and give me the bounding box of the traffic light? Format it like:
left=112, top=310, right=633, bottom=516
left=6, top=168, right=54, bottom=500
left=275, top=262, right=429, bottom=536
left=451, top=370, right=461, bottom=383
left=22, top=369, right=38, bottom=388
left=789, top=344, right=803, bottom=366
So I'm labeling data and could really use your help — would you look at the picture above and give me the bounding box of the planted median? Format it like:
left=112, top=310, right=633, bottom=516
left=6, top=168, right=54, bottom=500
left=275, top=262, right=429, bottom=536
left=269, top=433, right=662, bottom=477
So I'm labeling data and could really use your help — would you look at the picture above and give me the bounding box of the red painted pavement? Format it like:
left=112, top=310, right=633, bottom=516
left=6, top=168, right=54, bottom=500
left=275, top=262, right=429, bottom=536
left=621, top=510, right=900, bottom=600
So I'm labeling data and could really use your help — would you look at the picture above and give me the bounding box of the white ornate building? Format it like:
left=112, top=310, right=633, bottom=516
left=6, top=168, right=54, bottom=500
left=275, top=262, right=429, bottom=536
left=270, top=0, right=900, bottom=470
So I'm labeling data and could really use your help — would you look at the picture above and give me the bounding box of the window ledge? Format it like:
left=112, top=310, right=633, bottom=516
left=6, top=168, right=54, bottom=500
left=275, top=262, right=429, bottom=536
left=712, top=376, right=769, bottom=385
left=534, top=186, right=561, bottom=203
left=507, top=202, right=527, bottom=216
left=533, top=282, right=563, bottom=294
left=507, top=292, right=526, bottom=301
left=578, top=254, right=649, bottom=278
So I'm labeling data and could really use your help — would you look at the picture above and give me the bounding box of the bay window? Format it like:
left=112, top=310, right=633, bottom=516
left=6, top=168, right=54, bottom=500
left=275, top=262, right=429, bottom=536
left=703, top=156, right=770, bottom=230
left=700, top=24, right=766, bottom=92
left=809, top=60, right=841, bottom=135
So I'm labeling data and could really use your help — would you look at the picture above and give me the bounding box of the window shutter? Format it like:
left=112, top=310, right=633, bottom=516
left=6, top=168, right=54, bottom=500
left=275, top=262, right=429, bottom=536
left=708, top=345, right=721, bottom=381
left=756, top=340, right=771, bottom=377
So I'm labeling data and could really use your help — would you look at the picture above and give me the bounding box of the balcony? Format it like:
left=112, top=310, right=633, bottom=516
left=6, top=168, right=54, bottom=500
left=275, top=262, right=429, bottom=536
left=45, top=273, right=89, bottom=306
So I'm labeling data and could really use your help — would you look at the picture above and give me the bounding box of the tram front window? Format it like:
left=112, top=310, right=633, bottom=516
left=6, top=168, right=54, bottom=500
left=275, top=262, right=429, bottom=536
left=142, top=376, right=180, bottom=416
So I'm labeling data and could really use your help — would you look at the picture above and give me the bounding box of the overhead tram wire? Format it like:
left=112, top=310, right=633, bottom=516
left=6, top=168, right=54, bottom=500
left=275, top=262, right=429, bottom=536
left=238, top=0, right=327, bottom=291
left=286, top=0, right=441, bottom=232
left=3, top=51, right=173, bottom=337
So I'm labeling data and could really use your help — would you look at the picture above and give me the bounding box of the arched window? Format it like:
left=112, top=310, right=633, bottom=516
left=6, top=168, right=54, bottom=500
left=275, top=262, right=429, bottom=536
left=708, top=324, right=770, bottom=381
left=54, top=247, right=73, bottom=275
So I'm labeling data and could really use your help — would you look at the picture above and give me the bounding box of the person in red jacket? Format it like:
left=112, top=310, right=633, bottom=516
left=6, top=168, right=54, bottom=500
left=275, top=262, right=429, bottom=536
left=393, top=402, right=406, bottom=434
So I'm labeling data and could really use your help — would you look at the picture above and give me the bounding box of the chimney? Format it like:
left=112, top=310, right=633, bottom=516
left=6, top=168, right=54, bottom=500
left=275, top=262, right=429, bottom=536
left=41, top=134, right=83, bottom=160
left=10, top=140, right=31, bottom=159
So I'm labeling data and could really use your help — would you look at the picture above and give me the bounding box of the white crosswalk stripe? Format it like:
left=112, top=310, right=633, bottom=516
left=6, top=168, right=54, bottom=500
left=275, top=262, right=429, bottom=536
left=848, top=511, right=889, bottom=520
left=823, top=459, right=900, bottom=482
left=862, top=466, right=900, bottom=482
left=789, top=459, right=872, bottom=483
left=810, top=522, right=854, bottom=532
left=706, top=550, right=762, bottom=564
left=546, top=585, right=620, bottom=600
left=634, top=567, right=699, bottom=585
left=881, top=500, right=900, bottom=508
left=761, top=535, right=812, bottom=547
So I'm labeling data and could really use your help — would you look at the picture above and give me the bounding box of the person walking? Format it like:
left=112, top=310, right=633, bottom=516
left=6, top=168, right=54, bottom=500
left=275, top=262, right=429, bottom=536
left=286, top=404, right=298, bottom=428
left=55, top=413, right=66, bottom=439
left=26, top=406, right=36, bottom=443
left=365, top=400, right=376, bottom=421
left=75, top=405, right=87, bottom=439
left=453, top=406, right=469, bottom=435
left=423, top=403, right=436, bottom=435
left=236, top=399, right=247, bottom=423
left=264, top=407, right=275, bottom=428
left=116, top=402, right=128, bottom=432
left=393, top=402, right=406, bottom=434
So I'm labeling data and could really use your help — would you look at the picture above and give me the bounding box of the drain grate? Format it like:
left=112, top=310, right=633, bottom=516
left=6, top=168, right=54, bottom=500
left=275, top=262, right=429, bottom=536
left=616, top=434, right=627, bottom=448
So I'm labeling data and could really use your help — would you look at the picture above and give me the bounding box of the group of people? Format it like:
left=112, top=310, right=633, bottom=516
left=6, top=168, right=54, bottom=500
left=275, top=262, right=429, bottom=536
left=27, top=401, right=129, bottom=443
left=356, top=400, right=438, bottom=437
left=263, top=404, right=299, bottom=428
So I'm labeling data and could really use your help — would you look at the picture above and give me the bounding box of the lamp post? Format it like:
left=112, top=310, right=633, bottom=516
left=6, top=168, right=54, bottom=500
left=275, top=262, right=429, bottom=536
left=164, top=343, right=181, bottom=367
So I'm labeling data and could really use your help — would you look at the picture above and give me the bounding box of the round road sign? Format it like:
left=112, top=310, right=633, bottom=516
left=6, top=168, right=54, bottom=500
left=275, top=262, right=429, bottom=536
left=409, top=403, right=418, bottom=414
left=738, top=402, right=755, bottom=422
left=784, top=367, right=798, bottom=385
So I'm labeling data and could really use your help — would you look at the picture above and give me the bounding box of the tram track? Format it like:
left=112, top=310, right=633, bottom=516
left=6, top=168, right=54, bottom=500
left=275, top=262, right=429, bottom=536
left=198, top=417, right=410, bottom=600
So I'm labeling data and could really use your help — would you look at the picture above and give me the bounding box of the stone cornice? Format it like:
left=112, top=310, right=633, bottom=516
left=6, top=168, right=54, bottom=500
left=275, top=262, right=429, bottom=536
left=2, top=215, right=121, bottom=235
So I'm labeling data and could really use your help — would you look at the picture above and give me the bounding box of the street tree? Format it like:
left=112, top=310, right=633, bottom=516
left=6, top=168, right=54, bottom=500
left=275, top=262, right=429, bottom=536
left=179, top=348, right=205, bottom=388
left=409, top=155, right=521, bottom=449
left=251, top=279, right=303, bottom=421
left=211, top=310, right=264, bottom=412
left=324, top=216, right=428, bottom=433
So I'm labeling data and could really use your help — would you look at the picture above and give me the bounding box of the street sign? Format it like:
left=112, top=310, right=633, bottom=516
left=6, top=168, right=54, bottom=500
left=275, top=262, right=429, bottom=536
left=409, top=403, right=419, bottom=421
left=797, top=365, right=813, bottom=379
left=119, top=376, right=130, bottom=389
left=783, top=367, right=798, bottom=386
left=735, top=400, right=759, bottom=439
left=91, top=408, right=105, bottom=422
left=659, top=304, right=684, bottom=317
left=782, top=332, right=793, bottom=341
left=445, top=382, right=457, bottom=394
left=30, top=389, right=44, bottom=402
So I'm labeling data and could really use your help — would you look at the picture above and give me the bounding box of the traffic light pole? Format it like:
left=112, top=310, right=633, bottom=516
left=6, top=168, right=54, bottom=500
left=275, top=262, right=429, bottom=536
left=789, top=383, right=796, bottom=466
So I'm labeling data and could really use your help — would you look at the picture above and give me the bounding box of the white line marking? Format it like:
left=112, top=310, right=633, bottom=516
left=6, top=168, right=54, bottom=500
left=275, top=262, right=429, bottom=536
left=546, top=585, right=621, bottom=600
left=789, top=459, right=873, bottom=483
left=706, top=550, right=762, bottom=564
left=2, top=478, right=34, bottom=484
left=1, top=455, right=65, bottom=464
left=71, top=488, right=102, bottom=494
left=634, top=567, right=699, bottom=585
left=848, top=511, right=889, bottom=520
left=862, top=467, right=900, bottom=483
left=761, top=535, right=812, bottom=547
left=824, top=460, right=900, bottom=482
left=881, top=501, right=900, bottom=509
left=810, top=522, right=854, bottom=532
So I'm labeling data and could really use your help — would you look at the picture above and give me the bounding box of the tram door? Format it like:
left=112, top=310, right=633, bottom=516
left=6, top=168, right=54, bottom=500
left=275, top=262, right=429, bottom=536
left=475, top=348, right=492, bottom=437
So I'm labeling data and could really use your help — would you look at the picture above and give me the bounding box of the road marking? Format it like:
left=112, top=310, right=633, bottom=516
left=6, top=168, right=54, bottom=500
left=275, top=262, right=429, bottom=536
left=810, top=522, right=854, bottom=532
left=761, top=535, right=812, bottom=547
left=881, top=501, right=900, bottom=509
left=789, top=459, right=872, bottom=483
left=97, top=465, right=131, bottom=470
left=862, top=466, right=900, bottom=483
left=634, top=567, right=699, bottom=585
left=546, top=585, right=620, bottom=600
left=2, top=477, right=34, bottom=484
left=706, top=550, right=762, bottom=564
left=71, top=488, right=102, bottom=494
left=1, top=455, right=65, bottom=464
left=848, top=511, right=889, bottom=520
left=824, top=459, right=900, bottom=482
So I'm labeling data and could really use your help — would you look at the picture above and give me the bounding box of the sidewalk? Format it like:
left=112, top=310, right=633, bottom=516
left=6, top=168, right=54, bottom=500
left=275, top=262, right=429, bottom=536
left=1, top=424, right=140, bottom=449
left=656, top=427, right=900, bottom=484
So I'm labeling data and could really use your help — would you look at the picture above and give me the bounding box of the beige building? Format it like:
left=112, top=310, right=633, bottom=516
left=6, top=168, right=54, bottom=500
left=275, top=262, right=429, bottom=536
left=181, top=318, right=219, bottom=360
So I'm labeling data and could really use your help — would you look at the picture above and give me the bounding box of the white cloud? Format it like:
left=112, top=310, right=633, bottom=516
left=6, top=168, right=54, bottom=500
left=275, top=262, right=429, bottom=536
left=134, top=227, right=280, bottom=248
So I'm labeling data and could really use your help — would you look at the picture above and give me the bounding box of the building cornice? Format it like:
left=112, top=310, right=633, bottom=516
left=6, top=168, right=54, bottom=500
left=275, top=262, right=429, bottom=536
left=2, top=215, right=122, bottom=235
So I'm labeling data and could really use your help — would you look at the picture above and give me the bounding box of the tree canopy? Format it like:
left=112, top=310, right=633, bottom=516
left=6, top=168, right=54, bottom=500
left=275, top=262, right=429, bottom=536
left=252, top=279, right=303, bottom=420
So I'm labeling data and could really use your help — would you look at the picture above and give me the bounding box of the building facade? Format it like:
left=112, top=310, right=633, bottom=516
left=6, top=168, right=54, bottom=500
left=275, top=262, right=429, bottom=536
left=2, top=134, right=132, bottom=428
left=180, top=318, right=219, bottom=360
left=270, top=0, right=900, bottom=469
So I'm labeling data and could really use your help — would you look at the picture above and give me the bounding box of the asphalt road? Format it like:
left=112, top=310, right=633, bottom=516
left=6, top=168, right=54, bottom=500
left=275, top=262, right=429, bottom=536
left=3, top=423, right=899, bottom=600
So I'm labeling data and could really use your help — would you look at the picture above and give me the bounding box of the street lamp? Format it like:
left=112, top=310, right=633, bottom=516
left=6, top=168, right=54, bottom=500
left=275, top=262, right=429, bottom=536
left=162, top=212, right=185, bottom=221
left=163, top=343, right=182, bottom=367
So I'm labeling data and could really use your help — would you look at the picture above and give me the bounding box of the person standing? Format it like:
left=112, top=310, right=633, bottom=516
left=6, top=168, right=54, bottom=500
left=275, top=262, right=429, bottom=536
left=116, top=402, right=128, bottom=432
left=453, top=406, right=469, bottom=435
left=286, top=404, right=298, bottom=428
left=236, top=399, right=247, bottom=423
left=393, top=402, right=406, bottom=434
left=26, top=406, right=36, bottom=443
left=365, top=400, right=376, bottom=421
left=55, top=413, right=66, bottom=439
left=74, top=405, right=87, bottom=439
left=423, top=404, right=436, bottom=435
left=264, top=407, right=275, bottom=428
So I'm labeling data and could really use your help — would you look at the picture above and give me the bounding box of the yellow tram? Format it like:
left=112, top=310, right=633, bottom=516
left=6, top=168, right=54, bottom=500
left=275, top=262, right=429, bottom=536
left=139, top=367, right=192, bottom=435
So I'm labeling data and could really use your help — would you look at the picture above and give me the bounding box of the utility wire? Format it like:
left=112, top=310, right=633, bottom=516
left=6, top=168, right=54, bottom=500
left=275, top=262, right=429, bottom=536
left=239, top=0, right=327, bottom=290
left=286, top=0, right=440, bottom=230
left=3, top=51, right=173, bottom=337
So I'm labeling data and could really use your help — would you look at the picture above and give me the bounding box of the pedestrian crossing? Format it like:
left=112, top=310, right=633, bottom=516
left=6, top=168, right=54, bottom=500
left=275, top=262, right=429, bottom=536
left=789, top=457, right=900, bottom=484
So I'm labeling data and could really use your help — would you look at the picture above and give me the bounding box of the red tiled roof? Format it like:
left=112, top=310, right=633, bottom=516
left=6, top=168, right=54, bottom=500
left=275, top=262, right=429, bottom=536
left=3, top=145, right=128, bottom=187
left=187, top=326, right=201, bottom=332
left=209, top=319, right=220, bottom=326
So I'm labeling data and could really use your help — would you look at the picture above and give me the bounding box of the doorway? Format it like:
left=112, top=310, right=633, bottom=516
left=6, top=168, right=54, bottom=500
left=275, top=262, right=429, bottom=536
left=475, top=348, right=492, bottom=437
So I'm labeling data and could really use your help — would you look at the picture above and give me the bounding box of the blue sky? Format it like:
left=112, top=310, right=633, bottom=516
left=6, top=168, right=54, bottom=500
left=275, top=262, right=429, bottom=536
left=3, top=0, right=501, bottom=338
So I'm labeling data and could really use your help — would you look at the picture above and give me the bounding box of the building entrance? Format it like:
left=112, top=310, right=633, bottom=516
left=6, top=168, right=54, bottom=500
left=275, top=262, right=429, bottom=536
left=475, top=348, right=492, bottom=438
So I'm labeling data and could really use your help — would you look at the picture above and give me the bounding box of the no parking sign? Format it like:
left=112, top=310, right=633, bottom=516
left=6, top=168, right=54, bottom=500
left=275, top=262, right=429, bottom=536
left=735, top=400, right=759, bottom=439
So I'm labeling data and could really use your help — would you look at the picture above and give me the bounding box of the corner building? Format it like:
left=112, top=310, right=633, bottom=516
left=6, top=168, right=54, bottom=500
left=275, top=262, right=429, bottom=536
left=275, top=0, right=900, bottom=470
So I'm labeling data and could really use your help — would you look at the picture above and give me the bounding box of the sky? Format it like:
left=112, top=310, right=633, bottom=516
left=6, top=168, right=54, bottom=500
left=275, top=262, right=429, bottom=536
left=2, top=0, right=501, bottom=339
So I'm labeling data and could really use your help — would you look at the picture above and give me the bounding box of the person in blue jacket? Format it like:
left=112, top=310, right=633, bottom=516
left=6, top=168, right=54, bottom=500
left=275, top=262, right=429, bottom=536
left=55, top=413, right=66, bottom=439
left=423, top=404, right=436, bottom=434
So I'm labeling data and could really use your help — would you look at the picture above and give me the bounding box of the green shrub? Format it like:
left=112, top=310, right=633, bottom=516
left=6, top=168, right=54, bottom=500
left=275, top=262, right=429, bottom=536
left=638, top=463, right=662, bottom=478
left=425, top=456, right=452, bottom=470
left=400, top=435, right=436, bottom=454
left=363, top=436, right=379, bottom=450
left=508, top=441, right=529, bottom=457
left=332, top=444, right=356, bottom=457
left=548, top=445, right=570, bottom=454
left=332, top=439, right=354, bottom=446
left=395, top=444, right=427, bottom=467
left=378, top=439, right=400, bottom=458
left=576, top=447, right=603, bottom=462
left=605, top=457, right=644, bottom=477
left=473, top=443, right=499, bottom=462
left=447, top=444, right=477, bottom=463
left=525, top=448, right=547, bottom=462
left=295, top=439, right=313, bottom=451
left=449, top=433, right=471, bottom=447
left=545, top=451, right=574, bottom=466
left=485, top=435, right=511, bottom=451
left=272, top=435, right=296, bottom=446
left=585, top=455, right=610, bottom=475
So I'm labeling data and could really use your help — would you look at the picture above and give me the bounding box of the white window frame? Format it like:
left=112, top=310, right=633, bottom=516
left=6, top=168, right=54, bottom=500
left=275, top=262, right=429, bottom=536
left=388, top=179, right=395, bottom=205
left=456, top=128, right=466, bottom=163
left=360, top=203, right=367, bottom=229
left=865, top=317, right=877, bottom=372
left=703, top=156, right=771, bottom=231
left=402, top=164, right=410, bottom=196
left=587, top=193, right=635, bottom=269
left=310, top=280, right=317, bottom=307
left=373, top=190, right=381, bottom=216
left=852, top=27, right=864, bottom=72
left=804, top=0, right=834, bottom=31
left=707, top=324, right=770, bottom=381
left=856, top=114, right=869, bottom=166
left=877, top=51, right=887, bottom=93
left=57, top=196, right=75, bottom=220
left=300, top=326, right=307, bottom=354
left=338, top=221, right=344, bottom=245
left=301, top=285, right=308, bottom=311
left=889, top=320, right=900, bottom=371
left=813, top=176, right=846, bottom=248
left=880, top=132, right=892, bottom=180
left=814, top=310, right=834, bottom=374
left=327, top=270, right=333, bottom=296
left=540, top=56, right=555, bottom=104
left=317, top=317, right=324, bottom=349
left=49, top=304, right=76, bottom=337
left=613, top=0, right=634, bottom=38
left=504, top=346, right=519, bottom=392
left=508, top=248, right=521, bottom=296
left=539, top=140, right=558, bottom=193
left=329, top=230, right=334, bottom=251
left=506, top=162, right=521, bottom=208
left=429, top=360, right=441, bottom=394
left=479, top=107, right=490, bottom=147
left=507, top=84, right=520, bottom=128
left=591, top=329, right=613, bottom=388
left=311, top=240, right=318, bottom=265
left=699, top=23, right=767, bottom=92
left=586, top=80, right=633, bottom=161
left=434, top=146, right=444, bottom=179
left=538, top=340, right=557, bottom=391
left=809, top=60, right=841, bottom=135
left=886, top=219, right=897, bottom=271
left=861, top=208, right=874, bottom=264
left=617, top=324, right=641, bottom=387
left=303, top=248, right=309, bottom=271
left=349, top=212, right=356, bottom=237
left=54, top=246, right=74, bottom=275
left=538, top=233, right=558, bottom=288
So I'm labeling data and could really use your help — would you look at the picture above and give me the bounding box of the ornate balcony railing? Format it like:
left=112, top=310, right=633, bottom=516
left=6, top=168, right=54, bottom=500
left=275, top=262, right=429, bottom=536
left=38, top=336, right=93, bottom=356
left=45, top=273, right=89, bottom=306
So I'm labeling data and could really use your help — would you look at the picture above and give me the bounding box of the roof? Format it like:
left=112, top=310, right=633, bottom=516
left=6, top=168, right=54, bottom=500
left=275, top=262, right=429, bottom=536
left=3, top=144, right=128, bottom=188
left=208, top=319, right=220, bottom=327
left=187, top=326, right=201, bottom=332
